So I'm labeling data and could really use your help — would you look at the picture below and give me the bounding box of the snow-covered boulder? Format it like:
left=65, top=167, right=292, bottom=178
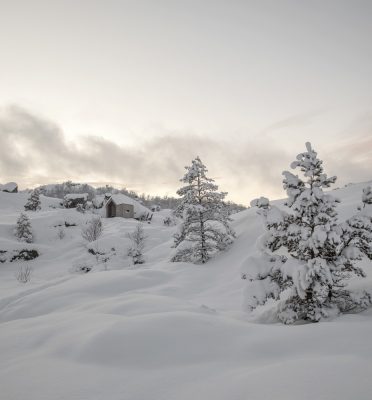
left=63, top=193, right=88, bottom=208
left=0, top=182, right=18, bottom=193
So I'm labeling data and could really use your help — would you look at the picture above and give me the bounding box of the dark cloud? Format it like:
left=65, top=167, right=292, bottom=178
left=0, top=106, right=371, bottom=204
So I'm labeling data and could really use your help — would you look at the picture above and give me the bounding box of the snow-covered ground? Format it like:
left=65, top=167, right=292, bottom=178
left=1, top=184, right=372, bottom=400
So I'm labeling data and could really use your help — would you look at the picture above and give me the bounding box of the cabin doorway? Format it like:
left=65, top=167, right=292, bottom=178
left=106, top=202, right=116, bottom=218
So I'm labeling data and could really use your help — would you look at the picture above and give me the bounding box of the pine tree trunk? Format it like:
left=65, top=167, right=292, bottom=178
left=199, top=212, right=207, bottom=263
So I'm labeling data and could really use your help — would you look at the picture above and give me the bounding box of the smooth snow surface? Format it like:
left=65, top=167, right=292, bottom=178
left=0, top=184, right=372, bottom=400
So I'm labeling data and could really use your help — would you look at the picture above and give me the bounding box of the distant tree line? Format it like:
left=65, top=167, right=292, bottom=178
left=35, top=181, right=246, bottom=213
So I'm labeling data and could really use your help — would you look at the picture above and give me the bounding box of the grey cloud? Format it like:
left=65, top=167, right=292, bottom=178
left=260, top=109, right=327, bottom=135
left=0, top=106, right=371, bottom=204
left=324, top=113, right=372, bottom=186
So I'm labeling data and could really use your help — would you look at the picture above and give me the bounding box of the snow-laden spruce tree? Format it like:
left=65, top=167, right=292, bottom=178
left=127, top=224, right=146, bottom=265
left=24, top=189, right=41, bottom=211
left=15, top=212, right=33, bottom=243
left=244, top=142, right=372, bottom=324
left=172, top=156, right=235, bottom=263
left=362, top=186, right=372, bottom=207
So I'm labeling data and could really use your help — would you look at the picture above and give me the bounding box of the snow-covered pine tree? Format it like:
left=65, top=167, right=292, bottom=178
left=172, top=156, right=235, bottom=263
left=362, top=186, right=372, bottom=207
left=14, top=212, right=33, bottom=243
left=127, top=224, right=146, bottom=265
left=244, top=142, right=371, bottom=324
left=24, top=189, right=41, bottom=211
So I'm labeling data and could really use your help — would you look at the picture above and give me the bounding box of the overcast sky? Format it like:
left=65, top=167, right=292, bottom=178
left=0, top=0, right=371, bottom=203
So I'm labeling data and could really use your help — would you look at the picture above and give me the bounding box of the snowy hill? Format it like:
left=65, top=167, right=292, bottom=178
left=0, top=183, right=372, bottom=399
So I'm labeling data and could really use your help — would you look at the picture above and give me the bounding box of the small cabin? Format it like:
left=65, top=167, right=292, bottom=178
left=106, top=198, right=134, bottom=218
left=105, top=194, right=151, bottom=219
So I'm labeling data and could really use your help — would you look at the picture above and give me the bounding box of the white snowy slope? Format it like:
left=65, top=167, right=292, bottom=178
left=0, top=183, right=372, bottom=400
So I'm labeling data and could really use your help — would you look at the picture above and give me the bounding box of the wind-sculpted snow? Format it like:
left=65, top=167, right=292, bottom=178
left=0, top=183, right=372, bottom=399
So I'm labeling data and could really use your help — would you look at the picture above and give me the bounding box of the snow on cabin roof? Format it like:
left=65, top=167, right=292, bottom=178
left=109, top=194, right=139, bottom=206
left=107, top=194, right=151, bottom=216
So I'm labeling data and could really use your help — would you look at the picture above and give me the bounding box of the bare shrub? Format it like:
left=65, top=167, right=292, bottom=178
left=57, top=226, right=65, bottom=240
left=16, top=265, right=33, bottom=283
left=81, top=216, right=103, bottom=242
left=163, top=216, right=177, bottom=226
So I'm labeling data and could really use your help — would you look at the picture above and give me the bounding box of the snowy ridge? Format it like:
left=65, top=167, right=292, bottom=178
left=0, top=183, right=371, bottom=399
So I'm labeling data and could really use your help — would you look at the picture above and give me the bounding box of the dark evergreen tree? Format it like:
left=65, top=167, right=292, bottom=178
left=14, top=213, right=33, bottom=243
left=244, top=143, right=372, bottom=323
left=24, top=189, right=41, bottom=211
left=172, top=156, right=235, bottom=263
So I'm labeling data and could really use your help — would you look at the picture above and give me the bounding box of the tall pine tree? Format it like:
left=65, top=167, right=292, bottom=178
left=244, top=143, right=372, bottom=323
left=172, top=156, right=234, bottom=263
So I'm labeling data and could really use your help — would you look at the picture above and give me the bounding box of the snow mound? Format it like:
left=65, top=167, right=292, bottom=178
left=0, top=182, right=18, bottom=193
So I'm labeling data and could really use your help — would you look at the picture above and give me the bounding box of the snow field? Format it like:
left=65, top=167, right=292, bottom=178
left=0, top=184, right=372, bottom=399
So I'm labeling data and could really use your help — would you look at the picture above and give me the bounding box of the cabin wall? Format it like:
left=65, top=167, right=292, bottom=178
left=116, top=203, right=134, bottom=218
left=105, top=201, right=134, bottom=218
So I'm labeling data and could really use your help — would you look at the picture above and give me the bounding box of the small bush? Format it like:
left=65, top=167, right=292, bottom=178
left=65, top=221, right=77, bottom=227
left=57, top=227, right=65, bottom=239
left=88, top=248, right=104, bottom=256
left=16, top=265, right=33, bottom=283
left=127, top=224, right=147, bottom=265
left=73, top=263, right=93, bottom=274
left=10, top=249, right=39, bottom=262
left=76, top=203, right=86, bottom=213
left=82, top=216, right=103, bottom=242
left=0, top=250, right=7, bottom=263
left=137, top=212, right=153, bottom=222
left=163, top=216, right=177, bottom=226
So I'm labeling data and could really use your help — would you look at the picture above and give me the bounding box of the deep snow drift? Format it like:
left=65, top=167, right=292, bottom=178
left=1, top=184, right=372, bottom=400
